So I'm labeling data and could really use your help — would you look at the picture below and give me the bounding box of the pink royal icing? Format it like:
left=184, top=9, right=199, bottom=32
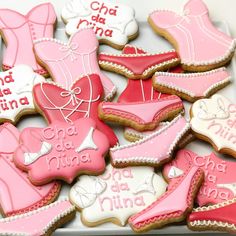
left=14, top=118, right=109, bottom=184
left=33, top=28, right=116, bottom=100
left=0, top=3, right=56, bottom=75
left=163, top=149, right=236, bottom=206
left=149, top=0, right=236, bottom=68
left=0, top=123, right=60, bottom=217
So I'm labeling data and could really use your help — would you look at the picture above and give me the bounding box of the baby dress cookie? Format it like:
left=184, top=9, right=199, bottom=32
left=61, top=0, right=139, bottom=49
left=148, top=0, right=236, bottom=71
left=0, top=3, right=56, bottom=76
left=33, top=74, right=118, bottom=147
left=163, top=149, right=236, bottom=206
left=190, top=94, right=236, bottom=158
left=33, top=28, right=116, bottom=101
left=14, top=118, right=109, bottom=185
left=70, top=164, right=167, bottom=226
left=153, top=68, right=231, bottom=102
left=0, top=123, right=60, bottom=217
left=0, top=65, right=45, bottom=124
left=0, top=198, right=76, bottom=236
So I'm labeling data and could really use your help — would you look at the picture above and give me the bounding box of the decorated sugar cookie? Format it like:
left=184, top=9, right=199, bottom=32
left=61, top=0, right=139, bottom=49
left=0, top=3, right=56, bottom=76
left=190, top=94, right=236, bottom=158
left=70, top=164, right=167, bottom=226
left=14, top=118, right=109, bottom=185
left=163, top=149, right=236, bottom=206
left=0, top=65, right=45, bottom=124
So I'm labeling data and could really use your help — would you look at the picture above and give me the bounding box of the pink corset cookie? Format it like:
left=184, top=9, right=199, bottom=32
left=14, top=118, right=109, bottom=185
left=0, top=123, right=60, bottom=217
left=149, top=0, right=236, bottom=71
left=33, top=28, right=116, bottom=100
left=0, top=3, right=56, bottom=75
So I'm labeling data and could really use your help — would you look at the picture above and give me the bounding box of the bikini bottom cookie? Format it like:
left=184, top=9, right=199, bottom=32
left=110, top=115, right=190, bottom=167
left=99, top=95, right=184, bottom=131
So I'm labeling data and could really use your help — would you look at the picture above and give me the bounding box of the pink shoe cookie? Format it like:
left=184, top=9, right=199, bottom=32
left=163, top=149, right=236, bottom=206
left=129, top=164, right=204, bottom=232
left=149, top=0, right=236, bottom=71
left=110, top=115, right=190, bottom=167
left=14, top=118, right=109, bottom=185
left=0, top=3, right=56, bottom=76
left=0, top=123, right=60, bottom=217
left=153, top=68, right=231, bottom=102
left=33, top=74, right=118, bottom=147
left=0, top=198, right=75, bottom=236
left=99, top=95, right=184, bottom=131
left=33, top=28, right=116, bottom=100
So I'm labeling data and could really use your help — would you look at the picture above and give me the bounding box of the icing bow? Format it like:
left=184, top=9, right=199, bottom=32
left=59, top=43, right=79, bottom=61
left=65, top=0, right=91, bottom=18
left=178, top=9, right=191, bottom=23
left=133, top=173, right=156, bottom=195
left=24, top=141, right=52, bottom=165
left=60, top=87, right=81, bottom=106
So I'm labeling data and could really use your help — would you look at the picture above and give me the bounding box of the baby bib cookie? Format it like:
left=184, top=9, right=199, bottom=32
left=0, top=123, right=60, bottom=217
left=0, top=65, right=45, bottom=124
left=14, top=118, right=109, bottom=185
left=0, top=3, right=56, bottom=76
left=148, top=0, right=236, bottom=71
left=61, top=0, right=139, bottom=49
left=33, top=28, right=116, bottom=100
left=190, top=94, right=236, bottom=158
left=163, top=149, right=236, bottom=206
left=0, top=198, right=76, bottom=236
left=70, top=164, right=167, bottom=226
left=153, top=68, right=231, bottom=102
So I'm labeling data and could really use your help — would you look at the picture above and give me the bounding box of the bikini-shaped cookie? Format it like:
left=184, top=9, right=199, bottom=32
left=0, top=65, right=45, bottom=124
left=153, top=68, right=231, bottom=102
left=163, top=149, right=236, bottom=206
left=129, top=162, right=204, bottom=232
left=188, top=198, right=236, bottom=234
left=98, top=48, right=180, bottom=79
left=61, top=0, right=139, bottom=49
left=190, top=94, right=236, bottom=158
left=70, top=164, right=167, bottom=226
left=33, top=74, right=118, bottom=147
left=14, top=118, right=109, bottom=185
left=0, top=3, right=56, bottom=76
left=148, top=0, right=236, bottom=71
left=0, top=123, right=60, bottom=217
left=0, top=198, right=76, bottom=236
left=99, top=95, right=184, bottom=131
left=110, top=115, right=190, bottom=167
left=33, top=28, right=116, bottom=100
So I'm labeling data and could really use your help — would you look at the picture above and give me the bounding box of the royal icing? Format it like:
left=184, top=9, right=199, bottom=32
left=0, top=3, right=56, bottom=75
left=70, top=164, right=167, bottom=226
left=99, top=95, right=184, bottom=131
left=188, top=198, right=236, bottom=234
left=149, top=0, right=236, bottom=70
left=61, top=0, right=138, bottom=48
left=99, top=49, right=180, bottom=79
left=110, top=115, right=190, bottom=166
left=33, top=28, right=116, bottom=100
left=0, top=65, right=45, bottom=123
left=163, top=149, right=236, bottom=206
left=129, top=165, right=203, bottom=232
left=14, top=118, right=109, bottom=184
left=0, top=198, right=75, bottom=236
left=33, top=74, right=118, bottom=147
left=0, top=123, right=60, bottom=217
left=190, top=94, right=236, bottom=157
left=153, top=68, right=231, bottom=101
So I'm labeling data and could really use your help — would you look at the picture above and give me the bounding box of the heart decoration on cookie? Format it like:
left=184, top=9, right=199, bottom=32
left=33, top=74, right=118, bottom=147
left=0, top=65, right=45, bottom=124
left=70, top=164, right=167, bottom=226
left=190, top=94, right=236, bottom=158
left=61, top=0, right=139, bottom=49
left=14, top=118, right=110, bottom=185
